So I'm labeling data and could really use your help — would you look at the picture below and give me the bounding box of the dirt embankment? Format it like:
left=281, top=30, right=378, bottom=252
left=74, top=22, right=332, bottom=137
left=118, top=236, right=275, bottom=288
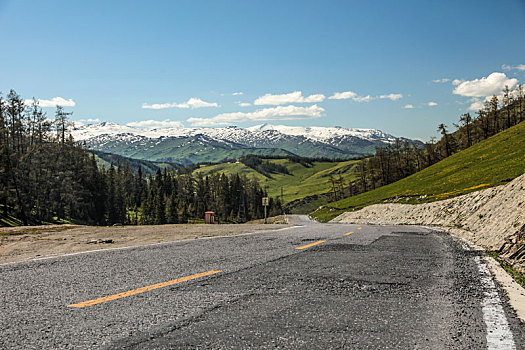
left=332, top=173, right=525, bottom=272
left=0, top=223, right=287, bottom=264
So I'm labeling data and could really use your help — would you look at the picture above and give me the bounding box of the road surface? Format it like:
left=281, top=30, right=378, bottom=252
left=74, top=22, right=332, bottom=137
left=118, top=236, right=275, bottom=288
left=1, top=216, right=523, bottom=349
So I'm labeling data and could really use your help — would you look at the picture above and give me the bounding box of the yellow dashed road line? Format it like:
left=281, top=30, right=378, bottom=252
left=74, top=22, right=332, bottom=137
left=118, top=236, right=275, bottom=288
left=344, top=231, right=354, bottom=236
left=296, top=240, right=326, bottom=250
left=68, top=270, right=221, bottom=308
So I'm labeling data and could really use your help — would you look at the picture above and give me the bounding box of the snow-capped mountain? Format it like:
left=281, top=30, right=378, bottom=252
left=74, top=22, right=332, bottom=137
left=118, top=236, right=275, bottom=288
left=71, top=122, right=422, bottom=164
left=72, top=122, right=397, bottom=143
left=246, top=124, right=397, bottom=142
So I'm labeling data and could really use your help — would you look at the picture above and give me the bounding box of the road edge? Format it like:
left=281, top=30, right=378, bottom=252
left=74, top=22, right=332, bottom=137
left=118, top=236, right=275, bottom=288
left=453, top=234, right=525, bottom=324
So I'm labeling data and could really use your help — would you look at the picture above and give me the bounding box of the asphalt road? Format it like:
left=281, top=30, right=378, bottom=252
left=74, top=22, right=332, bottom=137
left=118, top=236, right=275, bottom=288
left=1, top=216, right=523, bottom=349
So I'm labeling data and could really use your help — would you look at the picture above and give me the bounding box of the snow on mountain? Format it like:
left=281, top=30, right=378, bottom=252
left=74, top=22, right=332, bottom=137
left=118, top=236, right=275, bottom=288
left=247, top=123, right=396, bottom=142
left=71, top=122, right=420, bottom=163
left=72, top=123, right=263, bottom=142
left=72, top=122, right=153, bottom=140
left=72, top=122, right=396, bottom=144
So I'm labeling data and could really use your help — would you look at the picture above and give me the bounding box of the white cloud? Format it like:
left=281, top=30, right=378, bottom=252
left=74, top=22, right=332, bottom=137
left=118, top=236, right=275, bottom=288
left=184, top=98, right=219, bottom=108
left=452, top=79, right=463, bottom=86
left=78, top=118, right=100, bottom=123
left=379, top=93, right=403, bottom=101
left=353, top=95, right=373, bottom=102
left=236, top=102, right=251, bottom=107
left=328, top=91, right=357, bottom=100
left=428, top=101, right=438, bottom=106
left=502, top=64, right=525, bottom=71
left=142, top=102, right=178, bottom=109
left=187, top=104, right=325, bottom=127
left=328, top=91, right=373, bottom=102
left=329, top=91, right=400, bottom=102
left=232, top=92, right=244, bottom=96
left=254, top=91, right=325, bottom=105
left=126, top=119, right=185, bottom=128
left=404, top=104, right=414, bottom=109
left=25, top=97, right=76, bottom=107
left=467, top=98, right=485, bottom=111
left=142, top=97, right=218, bottom=109
left=433, top=78, right=450, bottom=83
left=453, top=72, right=518, bottom=98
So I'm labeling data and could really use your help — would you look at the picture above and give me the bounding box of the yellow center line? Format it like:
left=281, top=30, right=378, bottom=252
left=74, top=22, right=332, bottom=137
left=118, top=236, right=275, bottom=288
left=296, top=240, right=326, bottom=250
left=357, top=227, right=362, bottom=230
left=68, top=270, right=221, bottom=308
left=344, top=231, right=354, bottom=236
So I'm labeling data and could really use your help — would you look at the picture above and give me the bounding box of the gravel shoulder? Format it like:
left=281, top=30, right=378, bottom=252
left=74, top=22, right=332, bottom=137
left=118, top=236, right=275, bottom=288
left=0, top=223, right=287, bottom=264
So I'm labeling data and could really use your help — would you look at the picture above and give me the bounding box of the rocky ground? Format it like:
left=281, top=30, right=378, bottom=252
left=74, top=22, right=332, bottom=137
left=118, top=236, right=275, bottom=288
left=0, top=223, right=287, bottom=264
left=332, top=173, right=525, bottom=273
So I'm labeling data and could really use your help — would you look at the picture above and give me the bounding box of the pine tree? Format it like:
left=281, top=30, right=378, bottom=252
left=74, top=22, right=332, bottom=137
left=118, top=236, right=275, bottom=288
left=166, top=194, right=179, bottom=224
left=154, top=188, right=166, bottom=225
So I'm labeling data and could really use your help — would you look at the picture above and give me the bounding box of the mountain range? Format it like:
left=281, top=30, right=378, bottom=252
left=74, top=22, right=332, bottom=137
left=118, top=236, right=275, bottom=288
left=72, top=122, right=423, bottom=165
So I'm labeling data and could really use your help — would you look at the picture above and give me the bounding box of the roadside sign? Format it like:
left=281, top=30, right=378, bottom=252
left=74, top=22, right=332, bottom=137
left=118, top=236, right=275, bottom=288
left=262, top=197, right=269, bottom=224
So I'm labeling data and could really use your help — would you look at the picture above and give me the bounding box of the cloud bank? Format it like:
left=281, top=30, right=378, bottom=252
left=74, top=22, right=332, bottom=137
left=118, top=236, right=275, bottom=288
left=467, top=99, right=485, bottom=111
left=353, top=95, right=373, bottom=102
left=25, top=97, right=76, bottom=107
left=379, top=93, right=403, bottom=101
left=329, top=91, right=402, bottom=102
left=254, top=91, right=325, bottom=105
left=453, top=72, right=518, bottom=98
left=328, top=91, right=357, bottom=100
left=187, top=105, right=325, bottom=127
left=142, top=98, right=218, bottom=109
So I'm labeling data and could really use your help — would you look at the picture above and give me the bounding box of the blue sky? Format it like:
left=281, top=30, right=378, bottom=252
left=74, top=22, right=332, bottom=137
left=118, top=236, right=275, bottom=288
left=1, top=0, right=524, bottom=140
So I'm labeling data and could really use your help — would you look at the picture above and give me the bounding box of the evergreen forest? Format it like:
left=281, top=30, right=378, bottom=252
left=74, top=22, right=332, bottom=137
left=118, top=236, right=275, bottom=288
left=0, top=90, right=280, bottom=226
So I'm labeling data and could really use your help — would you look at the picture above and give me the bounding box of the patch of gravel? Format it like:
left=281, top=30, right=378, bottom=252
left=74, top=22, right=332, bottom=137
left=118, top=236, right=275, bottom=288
left=0, top=223, right=287, bottom=264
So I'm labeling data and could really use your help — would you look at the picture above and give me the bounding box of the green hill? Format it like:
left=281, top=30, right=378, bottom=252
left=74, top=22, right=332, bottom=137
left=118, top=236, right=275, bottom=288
left=312, top=121, right=525, bottom=222
left=87, top=134, right=294, bottom=165
left=91, top=150, right=181, bottom=174
left=193, top=158, right=360, bottom=205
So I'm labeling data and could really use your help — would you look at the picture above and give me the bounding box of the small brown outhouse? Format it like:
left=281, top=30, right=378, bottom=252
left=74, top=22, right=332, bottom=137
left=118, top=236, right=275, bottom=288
left=204, top=211, right=215, bottom=224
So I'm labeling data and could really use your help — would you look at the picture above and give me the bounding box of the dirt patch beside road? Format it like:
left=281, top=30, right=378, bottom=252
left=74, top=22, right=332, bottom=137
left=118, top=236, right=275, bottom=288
left=0, top=223, right=287, bottom=264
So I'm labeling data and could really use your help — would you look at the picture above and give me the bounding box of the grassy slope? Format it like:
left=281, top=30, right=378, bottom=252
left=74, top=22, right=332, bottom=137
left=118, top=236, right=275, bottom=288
left=194, top=159, right=359, bottom=204
left=97, top=136, right=294, bottom=165
left=312, top=121, right=525, bottom=222
left=92, top=151, right=180, bottom=174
